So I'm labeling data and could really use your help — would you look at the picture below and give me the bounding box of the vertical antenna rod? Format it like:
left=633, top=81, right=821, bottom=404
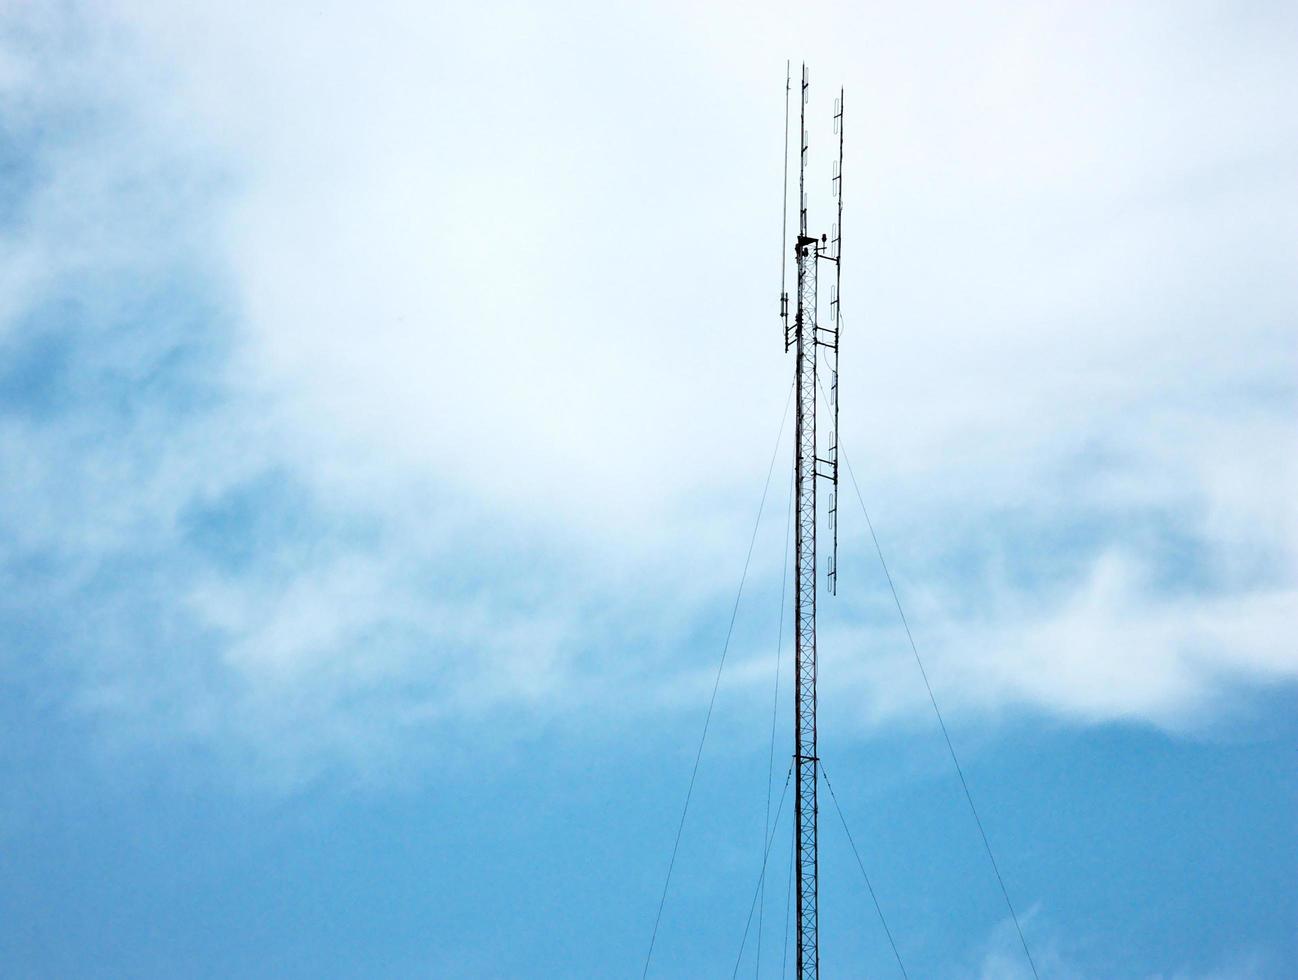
left=827, top=88, right=843, bottom=597
left=781, top=61, right=791, bottom=342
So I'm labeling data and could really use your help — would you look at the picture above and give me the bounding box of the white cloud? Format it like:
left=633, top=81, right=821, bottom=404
left=1, top=0, right=1295, bottom=772
left=852, top=552, right=1296, bottom=728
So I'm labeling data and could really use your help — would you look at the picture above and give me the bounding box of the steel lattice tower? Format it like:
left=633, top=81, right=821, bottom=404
left=781, top=63, right=842, bottom=980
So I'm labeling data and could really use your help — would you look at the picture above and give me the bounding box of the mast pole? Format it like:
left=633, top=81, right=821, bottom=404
left=792, top=60, right=820, bottom=980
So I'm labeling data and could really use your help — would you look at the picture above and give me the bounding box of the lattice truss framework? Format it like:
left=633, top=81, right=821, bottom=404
left=793, top=229, right=820, bottom=980
left=788, top=63, right=842, bottom=980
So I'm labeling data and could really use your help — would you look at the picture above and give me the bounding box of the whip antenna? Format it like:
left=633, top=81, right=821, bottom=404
left=780, top=60, right=792, bottom=346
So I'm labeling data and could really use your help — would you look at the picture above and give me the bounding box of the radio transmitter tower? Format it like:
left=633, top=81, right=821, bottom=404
left=780, top=62, right=843, bottom=980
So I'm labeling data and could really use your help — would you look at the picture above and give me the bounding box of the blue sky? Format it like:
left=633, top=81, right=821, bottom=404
left=1, top=1, right=1295, bottom=977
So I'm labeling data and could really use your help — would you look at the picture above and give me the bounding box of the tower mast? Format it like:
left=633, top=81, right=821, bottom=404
left=784, top=64, right=841, bottom=980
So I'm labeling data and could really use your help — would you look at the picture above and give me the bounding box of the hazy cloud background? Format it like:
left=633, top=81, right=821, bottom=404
left=3, top=0, right=1292, bottom=777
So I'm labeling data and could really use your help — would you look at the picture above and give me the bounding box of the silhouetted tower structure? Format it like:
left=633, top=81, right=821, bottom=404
left=780, top=62, right=843, bottom=980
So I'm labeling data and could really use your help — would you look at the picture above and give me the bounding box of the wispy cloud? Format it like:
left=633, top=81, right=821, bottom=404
left=1, top=1, right=1294, bottom=780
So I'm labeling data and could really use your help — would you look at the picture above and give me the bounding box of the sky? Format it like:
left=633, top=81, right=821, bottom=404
left=1, top=0, right=1295, bottom=976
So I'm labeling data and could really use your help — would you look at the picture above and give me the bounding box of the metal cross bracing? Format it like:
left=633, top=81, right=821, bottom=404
left=784, top=62, right=842, bottom=980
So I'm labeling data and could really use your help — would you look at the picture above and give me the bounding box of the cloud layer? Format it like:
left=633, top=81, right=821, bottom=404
left=1, top=1, right=1295, bottom=778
